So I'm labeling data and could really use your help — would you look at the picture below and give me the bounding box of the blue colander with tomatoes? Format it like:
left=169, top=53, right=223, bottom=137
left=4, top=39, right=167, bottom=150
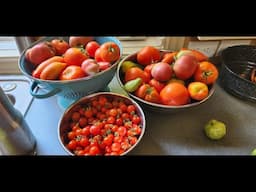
left=18, top=36, right=123, bottom=106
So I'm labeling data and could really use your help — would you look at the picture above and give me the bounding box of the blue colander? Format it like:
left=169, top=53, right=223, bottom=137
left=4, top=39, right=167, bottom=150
left=18, top=36, right=123, bottom=103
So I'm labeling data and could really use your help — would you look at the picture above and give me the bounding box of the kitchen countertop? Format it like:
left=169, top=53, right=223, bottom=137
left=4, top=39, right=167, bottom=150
left=24, top=76, right=256, bottom=155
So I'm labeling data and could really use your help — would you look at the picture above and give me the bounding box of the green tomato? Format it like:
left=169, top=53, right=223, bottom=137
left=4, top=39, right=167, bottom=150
left=204, top=119, right=226, bottom=140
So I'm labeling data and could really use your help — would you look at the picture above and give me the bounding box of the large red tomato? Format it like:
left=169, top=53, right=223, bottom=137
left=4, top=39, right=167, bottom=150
left=99, top=42, right=120, bottom=63
left=173, top=54, right=198, bottom=80
left=136, top=46, right=161, bottom=66
left=160, top=82, right=190, bottom=106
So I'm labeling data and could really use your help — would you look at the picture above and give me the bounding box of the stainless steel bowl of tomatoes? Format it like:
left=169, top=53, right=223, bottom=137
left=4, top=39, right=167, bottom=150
left=58, top=92, right=145, bottom=156
left=116, top=47, right=218, bottom=113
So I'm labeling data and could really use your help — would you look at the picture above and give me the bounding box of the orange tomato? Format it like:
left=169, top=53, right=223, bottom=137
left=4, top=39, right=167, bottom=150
left=32, top=56, right=64, bottom=78
left=59, top=65, right=86, bottom=80
left=125, top=67, right=150, bottom=83
left=51, top=39, right=69, bottom=55
left=160, top=82, right=190, bottom=106
left=188, top=82, right=209, bottom=101
left=40, top=62, right=67, bottom=80
left=63, top=47, right=88, bottom=66
left=99, top=42, right=120, bottom=63
left=194, top=61, right=219, bottom=85
left=137, top=46, right=161, bottom=66
left=135, top=84, right=161, bottom=104
left=161, top=52, right=177, bottom=64
left=149, top=78, right=165, bottom=93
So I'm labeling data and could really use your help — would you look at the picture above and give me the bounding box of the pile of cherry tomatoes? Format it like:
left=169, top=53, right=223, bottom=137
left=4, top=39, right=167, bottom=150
left=62, top=94, right=144, bottom=156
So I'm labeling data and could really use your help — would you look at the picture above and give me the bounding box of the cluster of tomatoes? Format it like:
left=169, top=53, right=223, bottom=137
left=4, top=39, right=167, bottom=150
left=121, top=46, right=219, bottom=106
left=25, top=36, right=120, bottom=81
left=63, top=95, right=143, bottom=156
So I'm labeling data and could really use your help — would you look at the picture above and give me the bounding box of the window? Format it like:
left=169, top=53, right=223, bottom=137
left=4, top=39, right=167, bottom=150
left=0, top=36, right=20, bottom=74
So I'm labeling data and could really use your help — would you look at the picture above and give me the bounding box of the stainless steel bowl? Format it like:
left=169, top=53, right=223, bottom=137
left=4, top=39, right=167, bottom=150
left=58, top=92, right=146, bottom=156
left=116, top=50, right=215, bottom=113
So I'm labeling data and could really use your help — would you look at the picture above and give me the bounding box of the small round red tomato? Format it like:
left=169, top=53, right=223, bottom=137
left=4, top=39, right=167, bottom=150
left=89, top=146, right=101, bottom=155
left=51, top=39, right=69, bottom=55
left=99, top=42, right=120, bottom=63
left=137, top=46, right=161, bottom=66
left=63, top=47, right=88, bottom=66
left=85, top=41, right=100, bottom=58
left=59, top=65, right=86, bottom=80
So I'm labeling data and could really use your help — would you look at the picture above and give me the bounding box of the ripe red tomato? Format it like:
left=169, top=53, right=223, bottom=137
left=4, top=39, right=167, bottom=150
left=59, top=65, right=86, bottom=80
left=85, top=41, right=100, bottom=58
left=193, top=61, right=219, bottom=85
left=51, top=39, right=69, bottom=55
left=63, top=47, right=88, bottom=66
left=137, top=46, right=161, bottom=66
left=99, top=42, right=120, bottom=63
left=160, top=82, right=190, bottom=106
left=135, top=84, right=161, bottom=104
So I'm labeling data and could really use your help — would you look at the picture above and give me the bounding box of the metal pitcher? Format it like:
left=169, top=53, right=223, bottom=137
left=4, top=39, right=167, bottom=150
left=0, top=86, right=36, bottom=155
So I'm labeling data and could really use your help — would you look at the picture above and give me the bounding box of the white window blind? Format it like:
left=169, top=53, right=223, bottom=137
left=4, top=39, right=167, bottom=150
left=0, top=36, right=20, bottom=74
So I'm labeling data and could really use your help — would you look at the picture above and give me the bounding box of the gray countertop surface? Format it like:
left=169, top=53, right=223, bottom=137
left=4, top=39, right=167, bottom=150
left=25, top=76, right=256, bottom=155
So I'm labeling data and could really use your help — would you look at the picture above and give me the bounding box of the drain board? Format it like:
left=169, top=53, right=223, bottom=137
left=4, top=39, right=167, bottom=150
left=0, top=75, right=34, bottom=116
